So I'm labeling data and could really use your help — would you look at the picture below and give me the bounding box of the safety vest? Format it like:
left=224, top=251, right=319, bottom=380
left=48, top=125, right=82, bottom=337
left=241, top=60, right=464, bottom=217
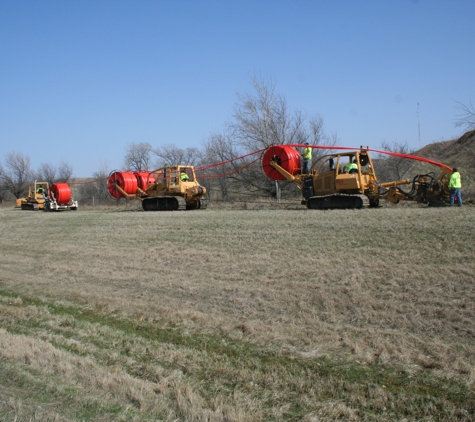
left=180, top=172, right=189, bottom=181
left=448, top=172, right=461, bottom=189
left=302, top=147, right=312, bottom=160
left=345, top=162, right=358, bottom=172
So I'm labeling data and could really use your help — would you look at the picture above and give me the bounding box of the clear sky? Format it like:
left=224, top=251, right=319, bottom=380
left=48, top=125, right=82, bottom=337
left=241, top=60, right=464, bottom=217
left=1, top=0, right=474, bottom=177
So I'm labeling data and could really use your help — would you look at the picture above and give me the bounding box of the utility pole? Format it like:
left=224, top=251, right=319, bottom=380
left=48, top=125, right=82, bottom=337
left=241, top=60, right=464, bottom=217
left=417, top=102, right=421, bottom=149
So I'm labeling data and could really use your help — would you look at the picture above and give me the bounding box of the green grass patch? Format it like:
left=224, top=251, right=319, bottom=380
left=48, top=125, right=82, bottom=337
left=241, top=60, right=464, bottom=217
left=1, top=288, right=474, bottom=421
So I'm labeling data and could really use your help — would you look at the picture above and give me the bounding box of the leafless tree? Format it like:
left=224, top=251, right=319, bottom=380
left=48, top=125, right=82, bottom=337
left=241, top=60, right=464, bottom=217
left=225, top=75, right=333, bottom=197
left=200, top=133, right=240, bottom=201
left=454, top=100, right=475, bottom=131
left=374, top=140, right=415, bottom=182
left=37, top=160, right=73, bottom=185
left=77, top=161, right=111, bottom=205
left=0, top=152, right=33, bottom=198
left=153, top=144, right=201, bottom=167
left=230, top=75, right=293, bottom=150
left=124, top=142, right=153, bottom=171
left=38, top=163, right=56, bottom=185
left=58, top=160, right=73, bottom=182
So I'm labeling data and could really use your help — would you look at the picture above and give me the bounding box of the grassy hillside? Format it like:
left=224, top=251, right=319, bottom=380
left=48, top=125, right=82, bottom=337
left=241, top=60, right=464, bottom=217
left=416, top=129, right=475, bottom=193
left=1, top=206, right=474, bottom=421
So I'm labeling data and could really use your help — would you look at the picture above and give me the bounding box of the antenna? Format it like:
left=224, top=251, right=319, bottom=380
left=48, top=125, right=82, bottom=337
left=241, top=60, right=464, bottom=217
left=417, top=102, right=421, bottom=149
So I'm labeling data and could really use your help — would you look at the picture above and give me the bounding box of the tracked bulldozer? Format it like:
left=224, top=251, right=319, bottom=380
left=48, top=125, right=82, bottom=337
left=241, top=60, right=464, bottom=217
left=15, top=181, right=78, bottom=211
left=16, top=181, right=50, bottom=210
left=108, top=165, right=207, bottom=211
left=262, top=145, right=452, bottom=209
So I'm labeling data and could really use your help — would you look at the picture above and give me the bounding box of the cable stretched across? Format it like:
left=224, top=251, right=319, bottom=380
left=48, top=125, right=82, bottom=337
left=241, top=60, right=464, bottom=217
left=67, top=144, right=453, bottom=185
left=197, top=155, right=262, bottom=178
left=195, top=148, right=266, bottom=172
left=68, top=176, right=110, bottom=185
left=285, top=144, right=452, bottom=171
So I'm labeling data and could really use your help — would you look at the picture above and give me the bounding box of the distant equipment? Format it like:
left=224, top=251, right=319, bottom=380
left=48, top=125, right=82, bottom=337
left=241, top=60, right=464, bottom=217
left=15, top=181, right=78, bottom=211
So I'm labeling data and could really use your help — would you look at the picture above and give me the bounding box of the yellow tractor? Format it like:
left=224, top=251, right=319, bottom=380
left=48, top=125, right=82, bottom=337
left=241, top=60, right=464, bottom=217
left=262, top=145, right=452, bottom=209
left=16, top=181, right=78, bottom=211
left=108, top=165, right=207, bottom=211
left=15, top=181, right=50, bottom=210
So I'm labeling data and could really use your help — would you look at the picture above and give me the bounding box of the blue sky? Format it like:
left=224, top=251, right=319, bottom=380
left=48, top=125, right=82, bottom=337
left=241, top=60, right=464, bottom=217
left=1, top=0, right=474, bottom=177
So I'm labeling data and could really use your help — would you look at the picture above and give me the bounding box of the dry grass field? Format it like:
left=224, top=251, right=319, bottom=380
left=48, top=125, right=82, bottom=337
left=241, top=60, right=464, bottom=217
left=1, top=203, right=474, bottom=421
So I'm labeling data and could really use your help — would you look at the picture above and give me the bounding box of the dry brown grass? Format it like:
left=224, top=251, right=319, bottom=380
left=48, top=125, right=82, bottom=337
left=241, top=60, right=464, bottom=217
left=1, top=203, right=474, bottom=420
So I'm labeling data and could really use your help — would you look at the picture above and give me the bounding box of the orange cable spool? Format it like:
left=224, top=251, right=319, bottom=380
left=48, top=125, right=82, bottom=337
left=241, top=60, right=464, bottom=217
left=49, top=183, right=72, bottom=205
left=134, top=171, right=155, bottom=191
left=108, top=171, right=138, bottom=198
left=262, top=145, right=301, bottom=181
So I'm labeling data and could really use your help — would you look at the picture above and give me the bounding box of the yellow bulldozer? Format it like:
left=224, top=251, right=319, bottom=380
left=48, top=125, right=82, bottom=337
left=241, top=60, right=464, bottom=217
left=262, top=145, right=452, bottom=209
left=16, top=181, right=50, bottom=210
left=15, top=181, right=78, bottom=211
left=108, top=165, right=207, bottom=211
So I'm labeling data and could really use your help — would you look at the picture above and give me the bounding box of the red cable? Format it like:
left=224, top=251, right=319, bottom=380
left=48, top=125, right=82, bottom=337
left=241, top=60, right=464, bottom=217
left=69, top=176, right=109, bottom=185
left=287, top=144, right=452, bottom=171
left=67, top=144, right=453, bottom=185
left=195, top=148, right=266, bottom=172
left=198, top=156, right=261, bottom=178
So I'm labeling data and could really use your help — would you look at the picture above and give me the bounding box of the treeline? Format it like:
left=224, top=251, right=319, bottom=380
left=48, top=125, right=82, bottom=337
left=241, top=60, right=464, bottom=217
left=0, top=152, right=73, bottom=202
left=1, top=77, right=335, bottom=204
left=1, top=76, right=437, bottom=205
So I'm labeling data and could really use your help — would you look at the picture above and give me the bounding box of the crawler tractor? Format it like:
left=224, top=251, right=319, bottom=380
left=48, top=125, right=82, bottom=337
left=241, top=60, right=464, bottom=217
left=15, top=181, right=78, bottom=211
left=262, top=145, right=452, bottom=209
left=108, top=165, right=207, bottom=211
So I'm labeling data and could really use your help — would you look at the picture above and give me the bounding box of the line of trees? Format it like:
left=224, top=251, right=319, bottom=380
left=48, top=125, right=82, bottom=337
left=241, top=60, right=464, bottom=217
left=76, top=76, right=339, bottom=205
left=118, top=75, right=338, bottom=202
left=0, top=152, right=73, bottom=202
left=2, top=76, right=473, bottom=205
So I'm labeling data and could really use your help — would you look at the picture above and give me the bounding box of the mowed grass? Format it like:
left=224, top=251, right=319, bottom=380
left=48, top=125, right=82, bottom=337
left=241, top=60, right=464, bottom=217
left=0, top=203, right=474, bottom=421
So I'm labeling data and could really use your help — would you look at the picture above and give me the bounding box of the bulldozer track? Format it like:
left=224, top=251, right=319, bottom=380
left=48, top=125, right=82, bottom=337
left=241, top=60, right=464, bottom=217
left=20, top=203, right=39, bottom=211
left=142, top=196, right=187, bottom=211
left=306, top=194, right=369, bottom=210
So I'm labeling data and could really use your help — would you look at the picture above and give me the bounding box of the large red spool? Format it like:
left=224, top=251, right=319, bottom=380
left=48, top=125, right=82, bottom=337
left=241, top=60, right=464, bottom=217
left=108, top=171, right=138, bottom=198
left=262, top=145, right=301, bottom=181
left=134, top=171, right=155, bottom=191
left=49, top=183, right=72, bottom=205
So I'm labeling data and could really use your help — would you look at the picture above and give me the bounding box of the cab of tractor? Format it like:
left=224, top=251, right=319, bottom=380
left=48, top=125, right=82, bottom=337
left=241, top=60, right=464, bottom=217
left=32, top=182, right=49, bottom=200
left=306, top=148, right=378, bottom=197
left=147, top=165, right=198, bottom=194
left=179, top=166, right=194, bottom=182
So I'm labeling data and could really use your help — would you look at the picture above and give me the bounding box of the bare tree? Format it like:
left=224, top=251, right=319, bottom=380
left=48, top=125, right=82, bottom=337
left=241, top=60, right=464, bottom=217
left=374, top=140, right=415, bottom=182
left=57, top=160, right=73, bottom=182
left=454, top=100, right=475, bottom=131
left=0, top=152, right=33, bottom=199
left=77, top=162, right=111, bottom=205
left=36, top=160, right=73, bottom=185
left=153, top=144, right=201, bottom=167
left=124, top=142, right=153, bottom=170
left=38, top=162, right=57, bottom=185
left=200, top=133, right=240, bottom=201
left=226, top=75, right=332, bottom=197
left=230, top=75, right=293, bottom=150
